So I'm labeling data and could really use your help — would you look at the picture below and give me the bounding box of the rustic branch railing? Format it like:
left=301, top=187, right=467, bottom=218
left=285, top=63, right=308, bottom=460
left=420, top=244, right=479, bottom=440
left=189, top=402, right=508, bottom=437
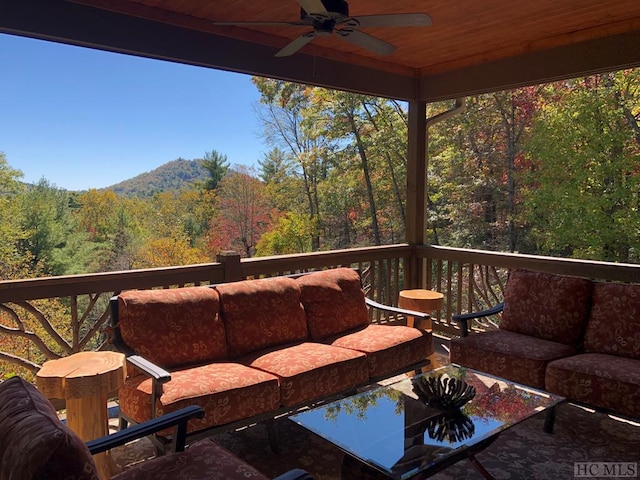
left=0, top=245, right=412, bottom=378
left=2, top=243, right=640, bottom=379
left=416, top=245, right=640, bottom=336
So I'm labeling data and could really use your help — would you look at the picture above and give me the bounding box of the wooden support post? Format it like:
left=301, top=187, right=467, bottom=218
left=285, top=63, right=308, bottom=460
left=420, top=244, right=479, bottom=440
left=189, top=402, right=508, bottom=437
left=406, top=100, right=427, bottom=289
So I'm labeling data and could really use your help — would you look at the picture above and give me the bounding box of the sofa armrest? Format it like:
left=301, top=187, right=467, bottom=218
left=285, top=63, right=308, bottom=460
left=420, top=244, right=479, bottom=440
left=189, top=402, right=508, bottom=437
left=365, top=298, right=431, bottom=322
left=274, top=469, right=315, bottom=480
left=86, top=405, right=204, bottom=454
left=127, top=354, right=172, bottom=383
left=126, top=355, right=172, bottom=420
left=452, top=302, right=504, bottom=337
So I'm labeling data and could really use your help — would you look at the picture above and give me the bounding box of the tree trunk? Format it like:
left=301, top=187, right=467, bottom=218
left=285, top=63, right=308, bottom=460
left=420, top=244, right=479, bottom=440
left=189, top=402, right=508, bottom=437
left=348, top=113, right=381, bottom=245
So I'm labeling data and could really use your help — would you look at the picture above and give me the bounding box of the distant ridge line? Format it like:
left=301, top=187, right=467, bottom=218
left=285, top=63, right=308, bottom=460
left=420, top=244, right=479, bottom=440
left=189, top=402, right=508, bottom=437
left=103, top=158, right=208, bottom=197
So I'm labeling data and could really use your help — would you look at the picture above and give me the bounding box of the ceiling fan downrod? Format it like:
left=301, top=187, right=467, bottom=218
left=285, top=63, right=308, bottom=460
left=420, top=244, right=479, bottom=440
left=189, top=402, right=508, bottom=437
left=300, top=0, right=349, bottom=19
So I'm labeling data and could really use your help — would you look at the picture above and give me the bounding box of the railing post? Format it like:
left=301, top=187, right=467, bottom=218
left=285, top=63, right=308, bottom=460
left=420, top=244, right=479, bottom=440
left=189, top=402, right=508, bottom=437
left=216, top=251, right=242, bottom=282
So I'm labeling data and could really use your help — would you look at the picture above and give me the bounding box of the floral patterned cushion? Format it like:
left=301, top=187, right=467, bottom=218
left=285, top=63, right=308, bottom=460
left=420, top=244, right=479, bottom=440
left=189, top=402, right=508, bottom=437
left=113, top=438, right=270, bottom=480
left=501, top=269, right=593, bottom=346
left=119, top=363, right=280, bottom=435
left=242, top=342, right=369, bottom=407
left=297, top=268, right=370, bottom=341
left=546, top=353, right=640, bottom=418
left=449, top=329, right=577, bottom=389
left=117, top=287, right=226, bottom=369
left=329, top=324, right=434, bottom=378
left=215, top=277, right=308, bottom=358
left=583, top=282, right=640, bottom=360
left=0, top=377, right=99, bottom=480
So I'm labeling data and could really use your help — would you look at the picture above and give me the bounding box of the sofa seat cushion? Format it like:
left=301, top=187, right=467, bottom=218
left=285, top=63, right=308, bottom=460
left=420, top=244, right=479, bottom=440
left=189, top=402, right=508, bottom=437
left=119, top=363, right=280, bottom=434
left=112, top=438, right=270, bottom=480
left=500, top=269, right=593, bottom=346
left=297, top=268, right=370, bottom=341
left=0, top=377, right=99, bottom=480
left=546, top=353, right=640, bottom=418
left=215, top=277, right=308, bottom=358
left=583, top=282, right=640, bottom=359
left=328, top=324, right=434, bottom=378
left=117, top=286, right=226, bottom=369
left=449, top=329, right=577, bottom=389
left=243, top=342, right=369, bottom=407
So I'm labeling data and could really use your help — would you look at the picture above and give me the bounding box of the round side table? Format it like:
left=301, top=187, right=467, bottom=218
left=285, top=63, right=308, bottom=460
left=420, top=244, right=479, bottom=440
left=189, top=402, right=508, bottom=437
left=399, top=289, right=444, bottom=370
left=37, top=351, right=126, bottom=480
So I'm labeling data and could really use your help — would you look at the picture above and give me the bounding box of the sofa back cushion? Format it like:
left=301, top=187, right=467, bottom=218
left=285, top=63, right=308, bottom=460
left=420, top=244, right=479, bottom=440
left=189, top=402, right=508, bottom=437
left=583, top=282, right=640, bottom=359
left=116, top=287, right=227, bottom=369
left=215, top=277, right=308, bottom=358
left=0, top=376, right=99, bottom=480
left=297, top=268, right=369, bottom=341
left=501, top=269, right=593, bottom=346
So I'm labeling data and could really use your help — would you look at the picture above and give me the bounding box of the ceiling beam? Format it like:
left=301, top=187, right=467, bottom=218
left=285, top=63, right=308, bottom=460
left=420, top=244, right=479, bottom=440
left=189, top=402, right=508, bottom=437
left=419, top=30, right=640, bottom=102
left=0, top=0, right=418, bottom=100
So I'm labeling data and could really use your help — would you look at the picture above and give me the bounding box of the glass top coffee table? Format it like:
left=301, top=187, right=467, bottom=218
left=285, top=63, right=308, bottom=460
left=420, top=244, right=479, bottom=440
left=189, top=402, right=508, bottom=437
left=290, top=364, right=564, bottom=480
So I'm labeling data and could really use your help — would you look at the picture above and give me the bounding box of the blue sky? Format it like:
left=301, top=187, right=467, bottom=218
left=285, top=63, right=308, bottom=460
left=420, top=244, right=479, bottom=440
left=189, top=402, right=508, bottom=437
left=0, top=33, right=267, bottom=191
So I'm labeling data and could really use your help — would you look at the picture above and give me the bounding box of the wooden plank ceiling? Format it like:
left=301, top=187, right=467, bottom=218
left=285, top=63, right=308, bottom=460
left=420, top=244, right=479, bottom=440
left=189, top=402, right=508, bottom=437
left=2, top=0, right=640, bottom=101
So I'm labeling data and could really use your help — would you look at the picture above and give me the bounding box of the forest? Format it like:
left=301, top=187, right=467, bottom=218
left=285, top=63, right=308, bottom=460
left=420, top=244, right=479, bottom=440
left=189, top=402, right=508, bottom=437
left=1, top=69, right=639, bottom=284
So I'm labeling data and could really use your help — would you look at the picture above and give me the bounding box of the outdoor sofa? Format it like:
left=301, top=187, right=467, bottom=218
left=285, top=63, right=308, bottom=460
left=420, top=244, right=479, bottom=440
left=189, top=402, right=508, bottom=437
left=449, top=268, right=640, bottom=426
left=110, top=267, right=434, bottom=452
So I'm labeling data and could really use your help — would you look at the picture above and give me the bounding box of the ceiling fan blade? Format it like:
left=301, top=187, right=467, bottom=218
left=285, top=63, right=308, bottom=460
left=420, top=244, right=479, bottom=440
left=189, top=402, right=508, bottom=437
left=336, top=29, right=396, bottom=56
left=297, top=0, right=328, bottom=15
left=212, top=21, right=307, bottom=27
left=275, top=31, right=316, bottom=57
left=353, top=13, right=433, bottom=28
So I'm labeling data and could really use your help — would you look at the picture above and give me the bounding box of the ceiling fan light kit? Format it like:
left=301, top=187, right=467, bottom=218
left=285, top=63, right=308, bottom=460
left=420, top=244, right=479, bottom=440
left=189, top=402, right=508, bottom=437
left=212, top=0, right=432, bottom=57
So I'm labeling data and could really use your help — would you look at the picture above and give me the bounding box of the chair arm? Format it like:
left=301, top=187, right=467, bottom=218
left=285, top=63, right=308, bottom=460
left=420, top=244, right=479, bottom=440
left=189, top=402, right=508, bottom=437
left=273, top=469, right=315, bottom=480
left=86, top=405, right=204, bottom=455
left=365, top=298, right=431, bottom=321
left=452, top=302, right=504, bottom=337
left=127, top=355, right=172, bottom=383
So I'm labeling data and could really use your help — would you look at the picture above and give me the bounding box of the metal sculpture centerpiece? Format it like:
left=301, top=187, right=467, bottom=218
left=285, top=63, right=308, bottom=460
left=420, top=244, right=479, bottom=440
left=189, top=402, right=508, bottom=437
left=411, top=374, right=476, bottom=412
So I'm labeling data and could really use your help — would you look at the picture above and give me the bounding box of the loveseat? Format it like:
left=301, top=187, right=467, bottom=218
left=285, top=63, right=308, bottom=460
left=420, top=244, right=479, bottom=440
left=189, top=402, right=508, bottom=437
left=449, top=268, right=640, bottom=421
left=0, top=376, right=313, bottom=480
left=110, top=267, right=434, bottom=451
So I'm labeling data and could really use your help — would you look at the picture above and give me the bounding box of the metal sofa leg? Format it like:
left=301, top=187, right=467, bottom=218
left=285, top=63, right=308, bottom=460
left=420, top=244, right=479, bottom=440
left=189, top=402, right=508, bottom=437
left=118, top=416, right=128, bottom=431
left=267, top=418, right=280, bottom=453
left=543, top=405, right=557, bottom=433
left=414, top=358, right=431, bottom=376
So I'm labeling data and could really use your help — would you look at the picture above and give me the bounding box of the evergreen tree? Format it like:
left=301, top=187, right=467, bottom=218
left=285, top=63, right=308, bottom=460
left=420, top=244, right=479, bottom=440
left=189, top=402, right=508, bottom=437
left=200, top=150, right=229, bottom=190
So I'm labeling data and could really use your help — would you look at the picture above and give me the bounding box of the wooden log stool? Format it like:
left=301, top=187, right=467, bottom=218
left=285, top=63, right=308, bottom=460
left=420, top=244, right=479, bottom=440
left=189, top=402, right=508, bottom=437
left=37, top=351, right=126, bottom=480
left=399, top=289, right=444, bottom=370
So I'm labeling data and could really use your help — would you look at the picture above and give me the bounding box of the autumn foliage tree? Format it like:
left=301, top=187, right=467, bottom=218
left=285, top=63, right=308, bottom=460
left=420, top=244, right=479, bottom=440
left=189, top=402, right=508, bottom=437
left=0, top=153, right=31, bottom=280
left=426, top=88, right=539, bottom=252
left=522, top=72, right=640, bottom=262
left=253, top=78, right=333, bottom=251
left=207, top=166, right=273, bottom=258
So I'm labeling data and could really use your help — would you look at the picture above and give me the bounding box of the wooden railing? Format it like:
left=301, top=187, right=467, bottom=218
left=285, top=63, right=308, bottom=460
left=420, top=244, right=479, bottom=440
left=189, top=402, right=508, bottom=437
left=416, top=245, right=640, bottom=336
left=2, top=243, right=640, bottom=378
left=0, top=245, right=412, bottom=377
left=237, top=244, right=413, bottom=318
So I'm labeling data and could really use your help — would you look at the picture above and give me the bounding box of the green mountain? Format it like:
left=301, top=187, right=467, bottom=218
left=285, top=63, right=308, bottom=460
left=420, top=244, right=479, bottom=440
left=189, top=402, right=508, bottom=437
left=105, top=158, right=208, bottom=197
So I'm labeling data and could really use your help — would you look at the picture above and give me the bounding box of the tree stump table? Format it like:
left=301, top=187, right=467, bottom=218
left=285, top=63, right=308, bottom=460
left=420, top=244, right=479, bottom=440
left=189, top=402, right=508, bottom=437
left=37, top=351, right=126, bottom=480
left=398, top=289, right=444, bottom=370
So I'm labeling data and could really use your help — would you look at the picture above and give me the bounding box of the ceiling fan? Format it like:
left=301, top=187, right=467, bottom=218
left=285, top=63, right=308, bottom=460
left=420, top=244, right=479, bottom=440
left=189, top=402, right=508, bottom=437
left=211, top=0, right=432, bottom=57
